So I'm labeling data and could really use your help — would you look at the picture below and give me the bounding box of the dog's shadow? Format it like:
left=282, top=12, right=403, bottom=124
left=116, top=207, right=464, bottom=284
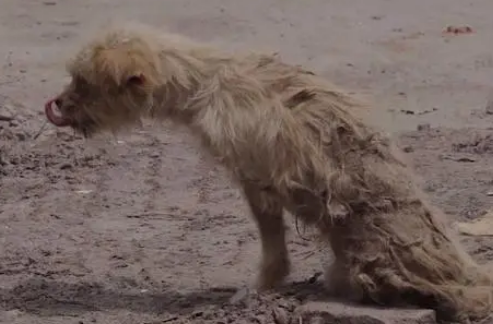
left=0, top=276, right=331, bottom=317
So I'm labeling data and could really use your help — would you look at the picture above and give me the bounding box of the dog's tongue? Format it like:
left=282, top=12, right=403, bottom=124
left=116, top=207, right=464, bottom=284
left=45, top=99, right=71, bottom=127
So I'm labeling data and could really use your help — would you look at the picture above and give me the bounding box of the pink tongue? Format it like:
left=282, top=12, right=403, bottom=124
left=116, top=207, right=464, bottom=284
left=45, top=99, right=71, bottom=127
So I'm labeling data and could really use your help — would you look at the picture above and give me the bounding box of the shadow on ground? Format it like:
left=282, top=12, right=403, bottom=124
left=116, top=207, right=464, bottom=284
left=0, top=276, right=331, bottom=317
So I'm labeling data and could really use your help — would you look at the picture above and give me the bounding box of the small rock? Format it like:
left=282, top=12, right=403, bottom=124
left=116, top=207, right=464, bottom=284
left=15, top=132, right=27, bottom=141
left=486, top=98, right=493, bottom=115
left=417, top=108, right=438, bottom=115
left=191, top=311, right=204, bottom=318
left=400, top=109, right=415, bottom=115
left=8, top=120, right=18, bottom=127
left=487, top=191, right=493, bottom=196
left=440, top=154, right=476, bottom=163
left=60, top=163, right=73, bottom=170
left=417, top=123, right=431, bottom=131
left=444, top=25, right=473, bottom=35
left=402, top=146, right=414, bottom=153
left=272, top=307, right=289, bottom=324
left=229, top=286, right=251, bottom=305
left=295, top=301, right=436, bottom=324
left=75, top=190, right=93, bottom=194
left=1, top=103, right=16, bottom=117
left=456, top=156, right=476, bottom=163
left=278, top=300, right=295, bottom=312
left=308, top=271, right=322, bottom=284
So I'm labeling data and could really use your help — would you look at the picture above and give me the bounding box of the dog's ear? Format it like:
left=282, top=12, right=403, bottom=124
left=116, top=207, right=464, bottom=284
left=126, top=74, right=146, bottom=87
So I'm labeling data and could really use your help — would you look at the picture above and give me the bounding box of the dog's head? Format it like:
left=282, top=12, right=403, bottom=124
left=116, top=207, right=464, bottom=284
left=45, top=27, right=162, bottom=137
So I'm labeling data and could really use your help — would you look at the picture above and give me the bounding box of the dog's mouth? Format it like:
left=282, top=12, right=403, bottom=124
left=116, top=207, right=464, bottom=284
left=45, top=99, right=72, bottom=127
left=44, top=99, right=97, bottom=138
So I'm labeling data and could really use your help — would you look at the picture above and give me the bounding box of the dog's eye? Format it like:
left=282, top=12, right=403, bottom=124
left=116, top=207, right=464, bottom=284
left=73, top=78, right=94, bottom=97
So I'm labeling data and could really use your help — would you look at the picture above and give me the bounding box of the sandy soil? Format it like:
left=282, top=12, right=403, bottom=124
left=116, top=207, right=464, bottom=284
left=2, top=0, right=493, bottom=323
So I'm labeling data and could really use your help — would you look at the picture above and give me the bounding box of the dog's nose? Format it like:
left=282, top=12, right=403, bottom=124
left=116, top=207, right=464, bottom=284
left=54, top=98, right=63, bottom=108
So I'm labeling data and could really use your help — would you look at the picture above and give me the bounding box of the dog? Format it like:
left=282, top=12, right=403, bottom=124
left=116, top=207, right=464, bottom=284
left=45, top=22, right=493, bottom=321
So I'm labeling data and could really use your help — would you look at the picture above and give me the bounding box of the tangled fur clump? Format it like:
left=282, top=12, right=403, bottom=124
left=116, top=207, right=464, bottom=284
left=45, top=22, right=493, bottom=321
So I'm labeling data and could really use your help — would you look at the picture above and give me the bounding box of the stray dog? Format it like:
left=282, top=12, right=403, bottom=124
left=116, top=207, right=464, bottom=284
left=45, top=23, right=493, bottom=321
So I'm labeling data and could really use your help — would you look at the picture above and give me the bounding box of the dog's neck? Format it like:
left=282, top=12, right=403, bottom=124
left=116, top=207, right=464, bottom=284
left=149, top=46, right=234, bottom=124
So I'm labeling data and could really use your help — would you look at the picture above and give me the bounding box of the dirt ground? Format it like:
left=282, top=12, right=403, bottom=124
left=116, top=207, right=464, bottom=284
left=2, top=0, right=493, bottom=323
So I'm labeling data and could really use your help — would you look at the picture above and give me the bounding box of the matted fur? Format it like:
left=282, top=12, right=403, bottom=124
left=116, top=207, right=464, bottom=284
left=46, top=22, right=493, bottom=321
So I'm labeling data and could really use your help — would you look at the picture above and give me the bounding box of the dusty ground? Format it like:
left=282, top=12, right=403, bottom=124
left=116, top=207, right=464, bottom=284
left=2, top=0, right=493, bottom=323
